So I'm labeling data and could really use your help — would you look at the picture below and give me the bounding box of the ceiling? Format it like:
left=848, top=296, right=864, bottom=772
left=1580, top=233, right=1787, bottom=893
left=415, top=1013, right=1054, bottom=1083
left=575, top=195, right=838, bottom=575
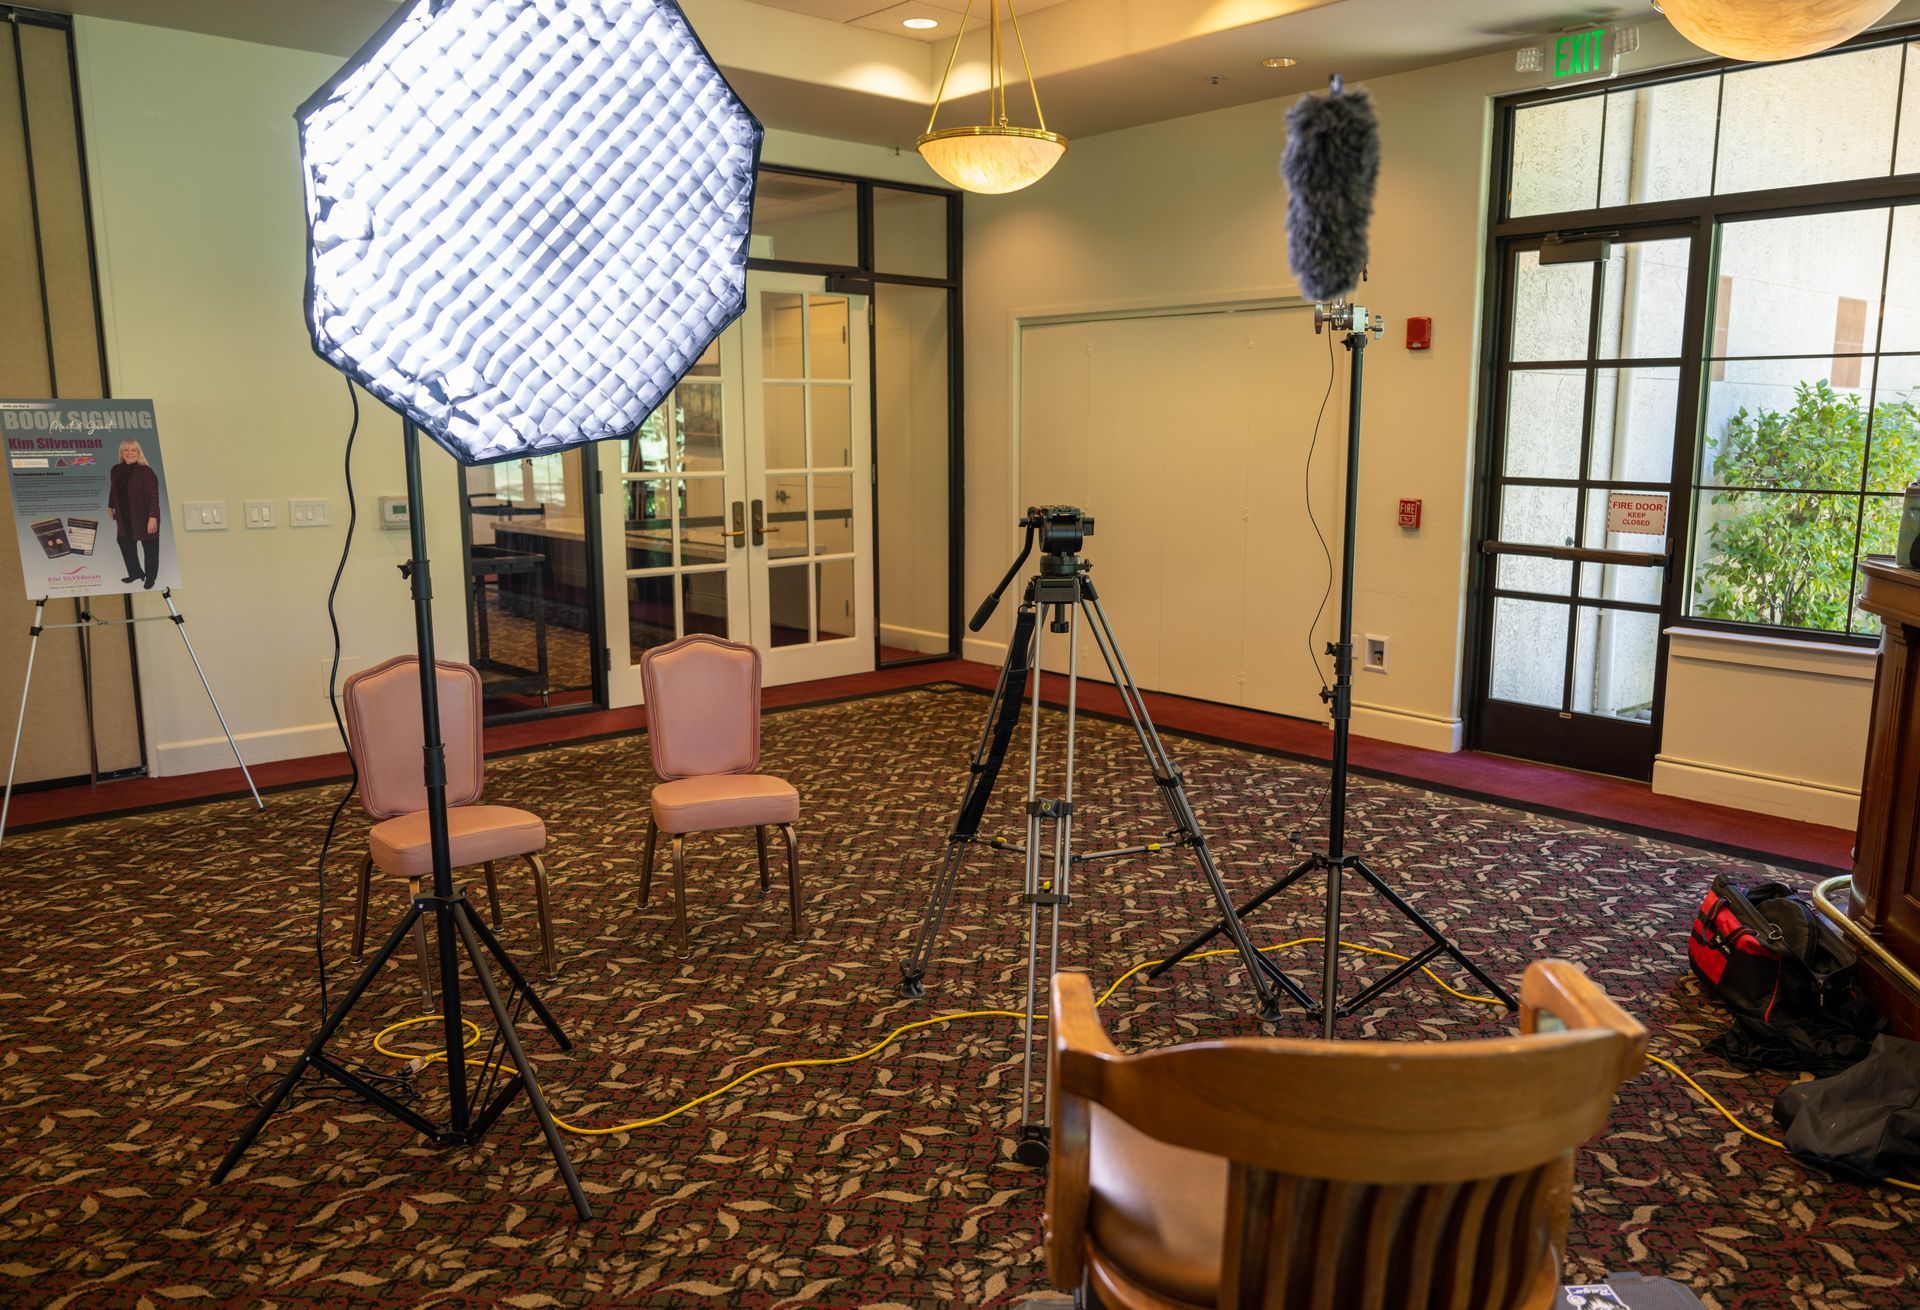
left=31, top=0, right=1713, bottom=146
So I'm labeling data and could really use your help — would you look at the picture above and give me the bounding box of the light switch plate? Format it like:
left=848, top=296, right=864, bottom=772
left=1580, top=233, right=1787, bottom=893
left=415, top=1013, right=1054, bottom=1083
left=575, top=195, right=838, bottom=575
left=289, top=498, right=330, bottom=527
left=244, top=499, right=274, bottom=529
left=181, top=501, right=227, bottom=531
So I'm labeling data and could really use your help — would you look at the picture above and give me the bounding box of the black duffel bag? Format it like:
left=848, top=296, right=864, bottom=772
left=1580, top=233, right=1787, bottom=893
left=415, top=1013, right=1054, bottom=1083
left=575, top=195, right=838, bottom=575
left=1688, top=874, right=1881, bottom=1075
left=1774, top=1034, right=1920, bottom=1180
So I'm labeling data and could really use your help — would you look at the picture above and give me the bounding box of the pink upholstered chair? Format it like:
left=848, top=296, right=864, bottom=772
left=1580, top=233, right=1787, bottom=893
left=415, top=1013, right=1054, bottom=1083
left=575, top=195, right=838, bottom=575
left=639, top=634, right=802, bottom=957
left=344, top=656, right=558, bottom=1005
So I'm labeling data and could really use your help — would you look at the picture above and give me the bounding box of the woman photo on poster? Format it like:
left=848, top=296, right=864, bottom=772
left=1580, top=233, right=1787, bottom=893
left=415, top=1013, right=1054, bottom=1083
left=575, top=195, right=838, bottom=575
left=108, top=437, right=161, bottom=589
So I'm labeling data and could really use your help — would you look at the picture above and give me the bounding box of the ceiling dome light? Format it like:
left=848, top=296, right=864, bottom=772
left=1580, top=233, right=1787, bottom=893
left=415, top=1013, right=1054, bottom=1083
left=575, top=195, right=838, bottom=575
left=903, top=17, right=939, bottom=29
left=1655, top=0, right=1896, bottom=61
left=1262, top=56, right=1298, bottom=68
left=917, top=0, right=1066, bottom=194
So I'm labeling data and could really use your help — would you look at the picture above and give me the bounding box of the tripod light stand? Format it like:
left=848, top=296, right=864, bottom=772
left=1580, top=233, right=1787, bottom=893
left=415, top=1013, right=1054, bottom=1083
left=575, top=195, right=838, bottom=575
left=1149, top=302, right=1518, bottom=1038
left=211, top=0, right=763, bottom=1216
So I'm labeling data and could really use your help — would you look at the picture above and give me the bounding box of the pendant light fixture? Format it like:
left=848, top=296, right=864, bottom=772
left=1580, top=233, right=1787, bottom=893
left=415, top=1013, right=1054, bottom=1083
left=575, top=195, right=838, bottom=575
left=1654, top=0, right=1897, bottom=62
left=917, top=0, right=1066, bottom=194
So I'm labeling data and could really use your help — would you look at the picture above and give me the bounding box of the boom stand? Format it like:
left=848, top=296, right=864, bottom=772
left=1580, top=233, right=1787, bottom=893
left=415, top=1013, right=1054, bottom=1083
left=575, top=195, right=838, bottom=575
left=211, top=420, right=591, bottom=1219
left=0, top=589, right=262, bottom=848
left=901, top=528, right=1293, bottom=1166
left=1148, top=302, right=1517, bottom=1039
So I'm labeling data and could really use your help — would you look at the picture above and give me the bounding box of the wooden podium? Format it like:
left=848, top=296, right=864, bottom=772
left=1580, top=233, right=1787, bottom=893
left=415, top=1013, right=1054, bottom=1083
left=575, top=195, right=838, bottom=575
left=1846, top=557, right=1920, bottom=1036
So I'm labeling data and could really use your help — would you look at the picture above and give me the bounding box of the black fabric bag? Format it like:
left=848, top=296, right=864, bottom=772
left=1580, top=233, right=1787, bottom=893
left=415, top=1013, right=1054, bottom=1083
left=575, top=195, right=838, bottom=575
left=1688, top=874, right=1881, bottom=1075
left=1774, top=1034, right=1920, bottom=1180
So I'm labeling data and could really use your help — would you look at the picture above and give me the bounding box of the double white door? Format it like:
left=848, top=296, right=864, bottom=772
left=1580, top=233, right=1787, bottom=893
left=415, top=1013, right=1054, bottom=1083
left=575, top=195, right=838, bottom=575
left=599, top=272, right=874, bottom=703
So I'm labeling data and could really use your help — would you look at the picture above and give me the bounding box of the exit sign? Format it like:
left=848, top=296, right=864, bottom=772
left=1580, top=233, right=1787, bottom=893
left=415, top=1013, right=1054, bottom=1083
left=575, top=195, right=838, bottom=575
left=1518, top=25, right=1636, bottom=85
left=1553, top=28, right=1606, bottom=79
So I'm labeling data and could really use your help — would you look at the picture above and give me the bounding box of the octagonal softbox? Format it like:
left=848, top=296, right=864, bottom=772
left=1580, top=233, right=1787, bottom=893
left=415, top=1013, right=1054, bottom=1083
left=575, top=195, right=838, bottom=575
left=297, top=0, right=763, bottom=465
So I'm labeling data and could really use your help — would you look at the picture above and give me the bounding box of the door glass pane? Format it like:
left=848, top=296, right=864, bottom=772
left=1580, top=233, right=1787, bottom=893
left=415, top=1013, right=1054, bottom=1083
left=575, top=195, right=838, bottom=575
left=1857, top=495, right=1904, bottom=634
left=1490, top=597, right=1569, bottom=708
left=1588, top=367, right=1679, bottom=483
left=816, top=560, right=855, bottom=641
left=763, top=291, right=805, bottom=378
left=765, top=384, right=806, bottom=469
left=1715, top=47, right=1901, bottom=196
left=1715, top=210, right=1888, bottom=359
left=1878, top=205, right=1920, bottom=352
left=1504, top=369, right=1585, bottom=479
left=1867, top=353, right=1920, bottom=492
left=681, top=570, right=729, bottom=639
left=751, top=172, right=857, bottom=266
left=624, top=478, right=672, bottom=569
left=1496, top=486, right=1577, bottom=592
left=876, top=282, right=950, bottom=663
left=628, top=410, right=671, bottom=474
left=1597, top=238, right=1689, bottom=360
left=1598, top=77, right=1719, bottom=206
left=678, top=478, right=727, bottom=567
left=768, top=564, right=810, bottom=646
left=1691, top=490, right=1861, bottom=631
left=766, top=475, right=808, bottom=558
left=1699, top=358, right=1874, bottom=492
left=810, top=295, right=851, bottom=379
left=874, top=187, right=948, bottom=279
left=1578, top=491, right=1667, bottom=605
left=678, top=382, right=724, bottom=473
left=811, top=385, right=853, bottom=467
left=625, top=575, right=674, bottom=664
left=688, top=338, right=721, bottom=378
left=1571, top=607, right=1658, bottom=719
left=812, top=474, right=854, bottom=555
left=1511, top=251, right=1593, bottom=362
left=1509, top=96, right=1604, bottom=218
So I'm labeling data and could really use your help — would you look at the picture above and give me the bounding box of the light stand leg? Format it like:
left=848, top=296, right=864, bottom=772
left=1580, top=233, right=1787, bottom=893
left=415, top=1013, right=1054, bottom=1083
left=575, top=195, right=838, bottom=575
left=161, top=589, right=262, bottom=810
left=0, top=600, right=47, bottom=851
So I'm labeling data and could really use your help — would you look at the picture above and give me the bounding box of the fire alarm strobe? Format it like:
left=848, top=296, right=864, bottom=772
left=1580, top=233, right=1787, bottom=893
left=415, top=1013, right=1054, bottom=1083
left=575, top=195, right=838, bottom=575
left=1406, top=316, right=1432, bottom=350
left=1398, top=498, right=1422, bottom=529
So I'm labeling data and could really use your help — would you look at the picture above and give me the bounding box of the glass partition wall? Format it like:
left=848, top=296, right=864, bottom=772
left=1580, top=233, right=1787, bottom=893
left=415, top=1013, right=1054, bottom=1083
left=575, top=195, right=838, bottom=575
left=1470, top=28, right=1920, bottom=778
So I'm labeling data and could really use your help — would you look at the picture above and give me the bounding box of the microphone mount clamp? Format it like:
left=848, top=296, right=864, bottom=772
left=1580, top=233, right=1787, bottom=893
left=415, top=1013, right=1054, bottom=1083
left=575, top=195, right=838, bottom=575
left=1314, top=299, right=1384, bottom=338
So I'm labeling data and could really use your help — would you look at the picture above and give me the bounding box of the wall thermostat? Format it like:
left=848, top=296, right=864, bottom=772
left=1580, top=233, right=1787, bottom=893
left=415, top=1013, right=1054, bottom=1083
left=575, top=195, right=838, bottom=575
left=379, top=496, right=411, bottom=530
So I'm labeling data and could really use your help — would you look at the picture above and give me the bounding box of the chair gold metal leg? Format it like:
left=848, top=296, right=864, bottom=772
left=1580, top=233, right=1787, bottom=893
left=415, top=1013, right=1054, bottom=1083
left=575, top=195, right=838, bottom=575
left=640, top=817, right=658, bottom=907
left=781, top=823, right=802, bottom=941
left=671, top=835, right=690, bottom=960
left=755, top=825, right=770, bottom=892
left=407, top=876, right=435, bottom=1009
left=528, top=853, right=558, bottom=975
left=350, top=854, right=373, bottom=962
left=483, top=860, right=502, bottom=927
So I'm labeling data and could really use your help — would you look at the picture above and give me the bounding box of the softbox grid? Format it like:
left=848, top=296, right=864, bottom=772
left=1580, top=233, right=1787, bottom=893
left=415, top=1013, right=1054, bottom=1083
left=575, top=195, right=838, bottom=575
left=298, top=0, right=763, bottom=465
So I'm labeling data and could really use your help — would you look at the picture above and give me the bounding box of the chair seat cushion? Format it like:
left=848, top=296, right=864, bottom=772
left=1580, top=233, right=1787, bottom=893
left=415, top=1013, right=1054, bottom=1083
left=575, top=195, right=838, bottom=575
left=369, top=805, right=546, bottom=877
left=651, top=773, right=799, bottom=834
left=1087, top=1104, right=1228, bottom=1306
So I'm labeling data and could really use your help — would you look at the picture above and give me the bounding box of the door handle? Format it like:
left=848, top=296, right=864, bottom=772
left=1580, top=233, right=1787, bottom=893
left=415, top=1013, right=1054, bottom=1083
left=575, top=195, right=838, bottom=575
left=722, top=500, right=747, bottom=543
left=751, top=498, right=766, bottom=546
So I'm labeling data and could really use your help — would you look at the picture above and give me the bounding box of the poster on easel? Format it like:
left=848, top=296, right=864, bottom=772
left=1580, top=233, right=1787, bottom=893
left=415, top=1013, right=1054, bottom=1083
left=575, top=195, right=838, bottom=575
left=0, top=399, right=181, bottom=600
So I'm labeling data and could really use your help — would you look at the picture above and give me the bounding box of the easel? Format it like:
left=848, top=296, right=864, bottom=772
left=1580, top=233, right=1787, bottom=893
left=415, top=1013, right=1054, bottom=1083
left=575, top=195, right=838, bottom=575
left=0, top=586, right=260, bottom=847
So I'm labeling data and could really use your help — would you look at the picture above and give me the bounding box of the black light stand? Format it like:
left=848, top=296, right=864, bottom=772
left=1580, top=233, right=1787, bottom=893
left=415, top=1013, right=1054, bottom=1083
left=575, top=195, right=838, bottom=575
left=1148, top=302, right=1518, bottom=1039
left=212, top=420, right=591, bottom=1219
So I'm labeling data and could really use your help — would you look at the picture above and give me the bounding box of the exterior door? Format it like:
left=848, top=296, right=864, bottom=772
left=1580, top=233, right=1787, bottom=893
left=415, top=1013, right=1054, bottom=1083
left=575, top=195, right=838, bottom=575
left=742, top=273, right=874, bottom=686
left=1471, top=226, right=1700, bottom=780
left=599, top=273, right=874, bottom=703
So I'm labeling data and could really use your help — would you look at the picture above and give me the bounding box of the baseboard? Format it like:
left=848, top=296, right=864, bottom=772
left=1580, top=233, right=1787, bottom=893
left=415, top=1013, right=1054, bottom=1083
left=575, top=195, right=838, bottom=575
left=881, top=622, right=948, bottom=655
left=1653, top=754, right=1860, bottom=831
left=1351, top=703, right=1464, bottom=753
left=962, top=634, right=1008, bottom=666
left=150, top=721, right=341, bottom=778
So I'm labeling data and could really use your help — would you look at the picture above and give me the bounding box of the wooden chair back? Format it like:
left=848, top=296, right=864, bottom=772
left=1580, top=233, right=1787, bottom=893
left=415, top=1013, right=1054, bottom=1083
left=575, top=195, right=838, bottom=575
left=1046, top=960, right=1647, bottom=1310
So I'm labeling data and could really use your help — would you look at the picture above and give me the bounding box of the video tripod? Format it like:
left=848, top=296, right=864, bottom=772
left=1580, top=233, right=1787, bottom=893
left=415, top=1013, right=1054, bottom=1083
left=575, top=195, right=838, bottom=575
left=900, top=508, right=1292, bottom=1166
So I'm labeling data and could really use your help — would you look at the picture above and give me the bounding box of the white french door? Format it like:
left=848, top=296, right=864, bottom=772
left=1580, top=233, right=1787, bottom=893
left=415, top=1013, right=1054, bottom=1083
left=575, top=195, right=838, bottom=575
left=599, top=272, right=873, bottom=703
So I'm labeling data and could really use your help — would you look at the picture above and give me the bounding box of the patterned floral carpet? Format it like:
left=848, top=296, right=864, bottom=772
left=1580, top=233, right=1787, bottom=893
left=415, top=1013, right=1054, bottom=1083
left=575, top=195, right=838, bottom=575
left=1, top=685, right=1913, bottom=1308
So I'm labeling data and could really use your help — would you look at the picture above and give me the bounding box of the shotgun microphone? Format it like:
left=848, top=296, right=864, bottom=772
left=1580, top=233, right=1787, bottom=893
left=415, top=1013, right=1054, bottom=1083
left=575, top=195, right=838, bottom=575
left=1280, top=75, right=1380, bottom=303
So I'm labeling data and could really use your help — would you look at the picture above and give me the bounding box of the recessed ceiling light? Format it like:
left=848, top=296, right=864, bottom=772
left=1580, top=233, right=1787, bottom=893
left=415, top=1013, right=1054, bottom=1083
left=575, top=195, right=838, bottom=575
left=1262, top=56, right=1299, bottom=68
left=903, top=17, right=939, bottom=29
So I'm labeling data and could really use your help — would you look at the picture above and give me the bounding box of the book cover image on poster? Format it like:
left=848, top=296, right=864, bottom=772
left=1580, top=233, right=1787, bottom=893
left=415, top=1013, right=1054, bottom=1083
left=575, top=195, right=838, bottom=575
left=1, top=400, right=182, bottom=600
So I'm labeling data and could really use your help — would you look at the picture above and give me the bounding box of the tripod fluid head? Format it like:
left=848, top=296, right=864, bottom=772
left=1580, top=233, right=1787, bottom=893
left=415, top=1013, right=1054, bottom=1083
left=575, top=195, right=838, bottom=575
left=969, top=506, right=1096, bottom=633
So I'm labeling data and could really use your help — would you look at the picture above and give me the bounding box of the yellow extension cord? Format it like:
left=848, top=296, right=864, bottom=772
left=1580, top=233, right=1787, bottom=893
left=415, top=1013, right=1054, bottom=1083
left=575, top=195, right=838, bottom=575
left=367, top=936, right=1920, bottom=1192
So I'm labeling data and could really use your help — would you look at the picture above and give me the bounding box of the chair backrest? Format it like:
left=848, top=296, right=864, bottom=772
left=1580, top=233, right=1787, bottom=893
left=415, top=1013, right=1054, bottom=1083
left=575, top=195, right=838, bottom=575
left=1048, top=960, right=1648, bottom=1310
left=640, top=634, right=762, bottom=780
left=343, top=655, right=485, bottom=820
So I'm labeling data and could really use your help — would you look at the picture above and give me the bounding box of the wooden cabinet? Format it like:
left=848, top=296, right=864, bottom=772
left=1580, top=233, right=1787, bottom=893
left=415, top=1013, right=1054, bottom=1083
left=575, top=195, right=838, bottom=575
left=1848, top=559, right=1920, bottom=1035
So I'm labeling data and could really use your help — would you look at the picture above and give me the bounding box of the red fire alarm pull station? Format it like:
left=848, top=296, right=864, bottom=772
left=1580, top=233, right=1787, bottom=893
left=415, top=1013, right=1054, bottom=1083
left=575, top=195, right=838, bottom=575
left=1406, top=317, right=1432, bottom=350
left=1398, top=498, right=1422, bottom=528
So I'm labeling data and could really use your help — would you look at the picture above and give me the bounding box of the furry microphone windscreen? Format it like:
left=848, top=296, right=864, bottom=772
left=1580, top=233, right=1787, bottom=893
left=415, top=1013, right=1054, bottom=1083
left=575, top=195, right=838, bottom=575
left=1280, top=87, right=1380, bottom=303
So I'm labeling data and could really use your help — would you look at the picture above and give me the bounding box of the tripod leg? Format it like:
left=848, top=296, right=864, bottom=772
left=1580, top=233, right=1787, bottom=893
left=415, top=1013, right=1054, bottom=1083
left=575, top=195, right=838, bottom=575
left=0, top=601, right=46, bottom=851
left=1078, top=593, right=1283, bottom=1020
left=464, top=901, right=573, bottom=1048
left=163, top=590, right=262, bottom=809
left=453, top=905, right=592, bottom=1220
left=1349, top=857, right=1517, bottom=1011
left=213, top=901, right=427, bottom=1183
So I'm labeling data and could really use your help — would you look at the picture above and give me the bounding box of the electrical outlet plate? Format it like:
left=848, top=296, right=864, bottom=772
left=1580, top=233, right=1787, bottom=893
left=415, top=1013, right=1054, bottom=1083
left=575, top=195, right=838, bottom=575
left=181, top=501, right=227, bottom=531
left=289, top=498, right=330, bottom=527
left=1363, top=634, right=1389, bottom=673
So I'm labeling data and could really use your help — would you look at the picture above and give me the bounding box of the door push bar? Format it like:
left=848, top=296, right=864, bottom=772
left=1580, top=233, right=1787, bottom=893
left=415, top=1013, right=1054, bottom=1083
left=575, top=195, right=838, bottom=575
left=1479, top=540, right=1670, bottom=568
